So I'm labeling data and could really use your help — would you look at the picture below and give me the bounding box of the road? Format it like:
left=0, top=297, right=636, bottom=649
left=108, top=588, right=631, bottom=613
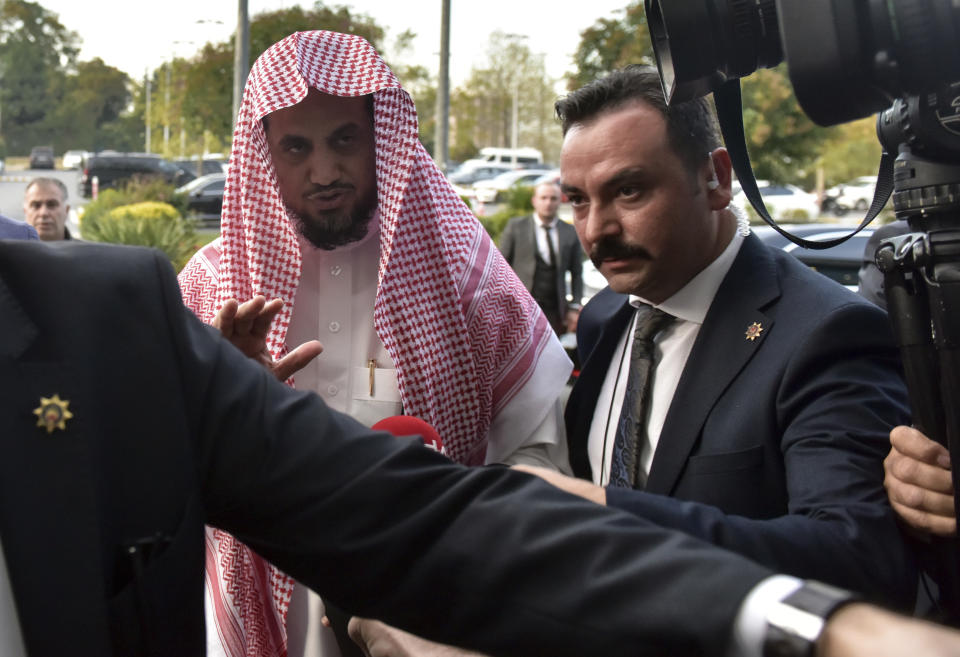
left=0, top=167, right=83, bottom=235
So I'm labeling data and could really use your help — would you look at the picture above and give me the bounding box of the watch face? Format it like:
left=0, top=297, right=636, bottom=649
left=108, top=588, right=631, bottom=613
left=763, top=582, right=854, bottom=657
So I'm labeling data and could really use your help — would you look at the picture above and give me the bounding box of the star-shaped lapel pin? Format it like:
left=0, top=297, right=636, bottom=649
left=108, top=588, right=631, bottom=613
left=33, top=394, right=74, bottom=434
left=745, top=321, right=764, bottom=342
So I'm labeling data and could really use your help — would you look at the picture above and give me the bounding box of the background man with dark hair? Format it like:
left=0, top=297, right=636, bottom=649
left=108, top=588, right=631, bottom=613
left=557, top=65, right=914, bottom=608
left=500, top=182, right=583, bottom=334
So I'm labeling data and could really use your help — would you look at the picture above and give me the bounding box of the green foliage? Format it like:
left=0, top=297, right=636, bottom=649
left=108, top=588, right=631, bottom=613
left=817, top=117, right=883, bottom=188
left=480, top=184, right=535, bottom=243
left=741, top=66, right=837, bottom=186
left=0, top=0, right=80, bottom=153
left=450, top=32, right=560, bottom=164
left=82, top=201, right=197, bottom=271
left=46, top=58, right=135, bottom=152
left=568, top=1, right=652, bottom=91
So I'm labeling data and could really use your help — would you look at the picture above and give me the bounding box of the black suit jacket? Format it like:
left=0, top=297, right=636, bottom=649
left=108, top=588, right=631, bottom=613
left=566, top=233, right=915, bottom=607
left=0, top=241, right=774, bottom=656
left=499, top=215, right=583, bottom=315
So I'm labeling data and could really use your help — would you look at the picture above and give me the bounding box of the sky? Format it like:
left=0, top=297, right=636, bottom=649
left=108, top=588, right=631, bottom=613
left=37, top=1, right=633, bottom=85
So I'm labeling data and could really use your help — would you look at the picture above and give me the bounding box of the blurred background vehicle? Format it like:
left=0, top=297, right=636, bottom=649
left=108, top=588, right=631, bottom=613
left=173, top=156, right=229, bottom=177
left=448, top=163, right=513, bottom=187
left=459, top=146, right=543, bottom=169
left=471, top=168, right=554, bottom=204
left=79, top=152, right=195, bottom=197
left=732, top=179, right=821, bottom=221
left=176, top=172, right=225, bottom=227
left=29, top=146, right=55, bottom=170
left=829, top=176, right=881, bottom=213
left=61, top=150, right=88, bottom=170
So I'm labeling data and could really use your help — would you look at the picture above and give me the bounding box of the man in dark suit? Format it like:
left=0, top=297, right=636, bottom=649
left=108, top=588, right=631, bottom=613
left=1, top=240, right=958, bottom=657
left=499, top=182, right=583, bottom=334
left=557, top=66, right=914, bottom=608
left=0, top=238, right=776, bottom=656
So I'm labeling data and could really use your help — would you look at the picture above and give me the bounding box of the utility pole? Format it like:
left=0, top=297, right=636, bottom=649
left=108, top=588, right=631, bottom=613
left=163, top=61, right=171, bottom=155
left=233, top=0, right=249, bottom=128
left=433, top=0, right=451, bottom=173
left=145, top=70, right=152, bottom=154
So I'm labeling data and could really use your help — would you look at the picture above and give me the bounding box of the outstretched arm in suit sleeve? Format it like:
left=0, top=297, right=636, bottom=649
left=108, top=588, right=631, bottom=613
left=145, top=249, right=776, bottom=657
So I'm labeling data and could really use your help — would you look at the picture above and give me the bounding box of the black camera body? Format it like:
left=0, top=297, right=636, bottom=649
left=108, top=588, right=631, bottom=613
left=645, top=0, right=960, bottom=609
left=646, top=0, right=959, bottom=127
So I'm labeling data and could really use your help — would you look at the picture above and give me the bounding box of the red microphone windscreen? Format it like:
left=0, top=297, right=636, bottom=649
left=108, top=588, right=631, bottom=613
left=371, top=415, right=444, bottom=454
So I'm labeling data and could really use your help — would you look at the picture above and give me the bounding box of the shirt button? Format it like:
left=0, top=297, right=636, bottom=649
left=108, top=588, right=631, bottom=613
left=329, top=321, right=341, bottom=333
left=327, top=385, right=339, bottom=396
left=330, top=265, right=342, bottom=276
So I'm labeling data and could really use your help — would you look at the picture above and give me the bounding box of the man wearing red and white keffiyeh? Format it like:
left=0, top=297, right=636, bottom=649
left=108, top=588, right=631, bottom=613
left=178, top=31, right=572, bottom=657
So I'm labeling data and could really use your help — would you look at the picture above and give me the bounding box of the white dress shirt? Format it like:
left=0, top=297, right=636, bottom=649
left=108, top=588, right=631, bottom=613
left=533, top=215, right=560, bottom=264
left=587, top=231, right=745, bottom=485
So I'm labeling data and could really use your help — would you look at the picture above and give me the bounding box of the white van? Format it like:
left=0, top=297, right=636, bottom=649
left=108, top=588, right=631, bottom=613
left=458, top=147, right=544, bottom=173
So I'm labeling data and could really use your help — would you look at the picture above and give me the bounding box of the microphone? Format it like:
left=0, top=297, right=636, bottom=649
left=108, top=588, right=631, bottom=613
left=371, top=415, right=444, bottom=454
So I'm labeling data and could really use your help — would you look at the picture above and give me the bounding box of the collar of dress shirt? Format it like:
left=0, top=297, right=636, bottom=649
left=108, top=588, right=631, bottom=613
left=629, top=230, right=745, bottom=326
left=536, top=214, right=559, bottom=228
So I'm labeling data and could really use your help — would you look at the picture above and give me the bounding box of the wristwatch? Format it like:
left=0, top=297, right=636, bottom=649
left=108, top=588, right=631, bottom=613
left=762, top=580, right=856, bottom=657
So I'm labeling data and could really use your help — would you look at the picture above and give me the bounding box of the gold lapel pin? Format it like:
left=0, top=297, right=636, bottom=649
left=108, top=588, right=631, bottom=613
left=33, top=394, right=74, bottom=434
left=745, top=321, right=764, bottom=342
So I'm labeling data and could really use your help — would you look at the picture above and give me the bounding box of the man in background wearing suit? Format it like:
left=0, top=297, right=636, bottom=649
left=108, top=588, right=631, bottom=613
left=500, top=182, right=583, bottom=334
left=558, top=66, right=915, bottom=609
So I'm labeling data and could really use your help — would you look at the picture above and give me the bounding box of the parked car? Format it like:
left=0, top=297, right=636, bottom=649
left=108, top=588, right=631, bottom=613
left=174, top=158, right=228, bottom=177
left=79, top=152, right=195, bottom=197
left=447, top=163, right=514, bottom=186
left=829, top=176, right=882, bottom=213
left=580, top=223, right=875, bottom=305
left=732, top=180, right=820, bottom=221
left=29, top=146, right=55, bottom=170
left=751, top=223, right=875, bottom=290
left=471, top=168, right=555, bottom=204
left=62, top=150, right=87, bottom=169
left=176, top=172, right=225, bottom=227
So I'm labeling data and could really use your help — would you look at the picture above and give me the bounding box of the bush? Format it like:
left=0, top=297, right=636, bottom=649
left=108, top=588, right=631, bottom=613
left=479, top=184, right=535, bottom=244
left=82, top=201, right=198, bottom=271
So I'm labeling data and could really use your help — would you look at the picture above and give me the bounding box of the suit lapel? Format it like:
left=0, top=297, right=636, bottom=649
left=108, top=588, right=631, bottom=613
left=645, top=234, right=780, bottom=495
left=565, top=291, right=634, bottom=479
left=0, top=275, right=112, bottom=653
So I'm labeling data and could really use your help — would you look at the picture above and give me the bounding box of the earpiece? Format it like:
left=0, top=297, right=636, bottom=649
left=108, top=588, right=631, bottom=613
left=706, top=177, right=720, bottom=191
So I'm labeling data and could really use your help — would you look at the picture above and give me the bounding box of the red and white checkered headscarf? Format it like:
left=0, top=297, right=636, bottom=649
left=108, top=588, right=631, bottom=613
left=179, top=31, right=553, bottom=656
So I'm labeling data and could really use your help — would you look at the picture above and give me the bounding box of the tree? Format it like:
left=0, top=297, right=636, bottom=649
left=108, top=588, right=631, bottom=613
left=740, top=65, right=836, bottom=185
left=151, top=2, right=388, bottom=157
left=568, top=3, right=834, bottom=186
left=450, top=32, right=560, bottom=164
left=0, top=0, right=79, bottom=153
left=568, top=1, right=652, bottom=90
left=46, top=58, right=134, bottom=152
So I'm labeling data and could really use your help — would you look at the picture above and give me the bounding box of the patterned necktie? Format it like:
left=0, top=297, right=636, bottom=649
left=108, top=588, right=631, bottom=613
left=542, top=224, right=557, bottom=267
left=609, top=305, right=674, bottom=489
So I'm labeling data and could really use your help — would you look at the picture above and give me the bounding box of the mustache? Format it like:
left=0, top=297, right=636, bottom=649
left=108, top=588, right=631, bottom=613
left=305, top=183, right=354, bottom=197
left=589, top=237, right=651, bottom=268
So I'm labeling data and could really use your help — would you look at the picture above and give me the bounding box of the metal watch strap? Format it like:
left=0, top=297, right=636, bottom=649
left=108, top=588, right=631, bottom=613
left=762, top=581, right=856, bottom=657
